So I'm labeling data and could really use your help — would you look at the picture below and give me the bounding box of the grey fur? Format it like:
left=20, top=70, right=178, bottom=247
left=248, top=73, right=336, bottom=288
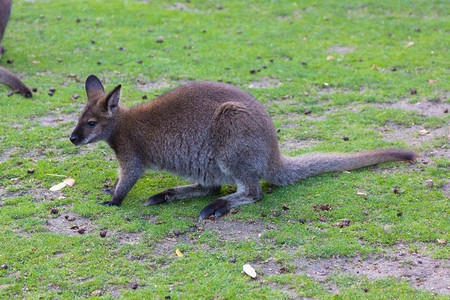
left=0, top=0, right=32, bottom=98
left=70, top=75, right=417, bottom=220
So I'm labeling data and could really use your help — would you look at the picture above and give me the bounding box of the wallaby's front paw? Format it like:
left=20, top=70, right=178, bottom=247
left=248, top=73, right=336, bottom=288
left=199, top=199, right=231, bottom=220
left=101, top=187, right=114, bottom=195
left=98, top=200, right=120, bottom=207
left=144, top=190, right=174, bottom=206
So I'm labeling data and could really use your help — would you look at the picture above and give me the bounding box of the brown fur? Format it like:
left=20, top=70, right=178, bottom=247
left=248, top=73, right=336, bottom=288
left=0, top=0, right=32, bottom=98
left=70, top=75, right=417, bottom=220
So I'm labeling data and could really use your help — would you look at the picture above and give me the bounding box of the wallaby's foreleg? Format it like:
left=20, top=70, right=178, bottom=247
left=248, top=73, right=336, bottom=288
left=199, top=179, right=263, bottom=220
left=99, top=165, right=144, bottom=207
left=144, top=183, right=221, bottom=206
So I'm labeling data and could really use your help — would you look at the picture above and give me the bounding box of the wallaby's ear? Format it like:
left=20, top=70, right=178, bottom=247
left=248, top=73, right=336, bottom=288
left=85, top=75, right=105, bottom=101
left=99, top=85, right=121, bottom=115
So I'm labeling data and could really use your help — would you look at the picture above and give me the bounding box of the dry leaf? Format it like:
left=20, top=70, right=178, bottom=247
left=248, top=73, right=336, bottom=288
left=342, top=170, right=351, bottom=174
left=50, top=177, right=76, bottom=191
left=405, top=42, right=415, bottom=48
left=372, top=64, right=378, bottom=70
left=437, top=239, right=446, bottom=244
left=176, top=248, right=183, bottom=257
left=419, top=129, right=429, bottom=135
left=326, top=55, right=335, bottom=60
left=31, top=61, right=40, bottom=64
left=243, top=264, right=256, bottom=278
left=49, top=182, right=67, bottom=192
left=356, top=192, right=368, bottom=196
left=64, top=178, right=76, bottom=186
left=428, top=79, right=437, bottom=84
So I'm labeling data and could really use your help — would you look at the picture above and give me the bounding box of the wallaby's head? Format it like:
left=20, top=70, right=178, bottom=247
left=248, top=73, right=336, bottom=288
left=70, top=75, right=121, bottom=146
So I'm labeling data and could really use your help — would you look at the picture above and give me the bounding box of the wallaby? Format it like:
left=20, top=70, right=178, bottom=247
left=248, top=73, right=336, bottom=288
left=0, top=0, right=32, bottom=98
left=70, top=75, right=417, bottom=220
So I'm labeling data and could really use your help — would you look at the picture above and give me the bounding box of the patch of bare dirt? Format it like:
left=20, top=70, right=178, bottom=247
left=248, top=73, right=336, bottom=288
left=167, top=2, right=198, bottom=12
left=316, top=87, right=351, bottom=95
left=440, top=182, right=450, bottom=199
left=246, top=78, right=282, bottom=89
left=136, top=80, right=175, bottom=92
left=255, top=245, right=450, bottom=295
left=371, top=98, right=450, bottom=118
left=152, top=219, right=271, bottom=257
left=328, top=46, right=355, bottom=54
left=29, top=113, right=79, bottom=127
left=113, top=232, right=144, bottom=245
left=45, top=212, right=146, bottom=245
left=279, top=139, right=322, bottom=152
left=201, top=218, right=269, bottom=241
left=46, top=213, right=94, bottom=236
left=377, top=123, right=448, bottom=149
left=0, top=186, right=63, bottom=203
left=0, top=148, right=16, bottom=163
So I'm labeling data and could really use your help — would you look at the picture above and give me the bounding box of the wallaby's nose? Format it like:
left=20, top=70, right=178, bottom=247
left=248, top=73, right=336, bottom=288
left=69, top=135, right=78, bottom=144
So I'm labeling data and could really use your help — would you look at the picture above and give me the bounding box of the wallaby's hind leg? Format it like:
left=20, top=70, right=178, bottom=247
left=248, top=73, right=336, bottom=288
left=199, top=179, right=263, bottom=220
left=144, top=183, right=221, bottom=206
left=197, top=101, right=272, bottom=220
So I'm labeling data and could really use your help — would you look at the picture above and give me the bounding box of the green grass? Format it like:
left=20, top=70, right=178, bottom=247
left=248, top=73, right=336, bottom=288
left=1, top=0, right=449, bottom=299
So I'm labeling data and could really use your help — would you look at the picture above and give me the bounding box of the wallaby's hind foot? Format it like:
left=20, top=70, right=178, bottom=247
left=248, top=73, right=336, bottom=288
left=98, top=200, right=121, bottom=207
left=199, top=180, right=263, bottom=220
left=144, top=183, right=221, bottom=206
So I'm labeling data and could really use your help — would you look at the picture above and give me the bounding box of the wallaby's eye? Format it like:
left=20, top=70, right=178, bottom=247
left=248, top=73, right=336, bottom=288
left=87, top=121, right=97, bottom=127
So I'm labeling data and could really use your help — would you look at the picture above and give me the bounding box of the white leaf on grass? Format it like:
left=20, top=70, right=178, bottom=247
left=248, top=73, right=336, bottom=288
left=64, top=178, right=76, bottom=186
left=49, top=182, right=67, bottom=192
left=49, top=177, right=76, bottom=191
left=243, top=264, right=257, bottom=278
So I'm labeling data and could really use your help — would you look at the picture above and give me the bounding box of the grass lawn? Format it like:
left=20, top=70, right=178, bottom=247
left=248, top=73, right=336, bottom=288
left=0, top=0, right=448, bottom=298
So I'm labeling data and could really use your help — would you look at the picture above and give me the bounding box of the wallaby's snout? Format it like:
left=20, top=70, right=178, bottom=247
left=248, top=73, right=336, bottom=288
left=69, top=131, right=80, bottom=145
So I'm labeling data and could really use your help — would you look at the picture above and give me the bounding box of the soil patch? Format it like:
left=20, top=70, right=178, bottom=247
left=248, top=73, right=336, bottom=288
left=256, top=245, right=449, bottom=295
left=246, top=78, right=282, bottom=89
left=167, top=2, right=198, bottom=12
left=46, top=213, right=94, bottom=236
left=200, top=218, right=269, bottom=241
left=136, top=80, right=175, bottom=92
left=371, top=98, right=450, bottom=118
left=378, top=123, right=448, bottom=148
left=0, top=186, right=63, bottom=203
left=29, top=113, right=79, bottom=128
left=152, top=219, right=271, bottom=257
left=328, top=46, right=355, bottom=54
left=113, top=232, right=144, bottom=245
left=279, top=139, right=322, bottom=152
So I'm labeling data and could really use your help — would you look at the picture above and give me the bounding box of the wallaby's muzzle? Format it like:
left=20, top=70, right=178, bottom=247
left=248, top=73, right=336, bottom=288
left=69, top=128, right=82, bottom=146
left=69, top=133, right=79, bottom=145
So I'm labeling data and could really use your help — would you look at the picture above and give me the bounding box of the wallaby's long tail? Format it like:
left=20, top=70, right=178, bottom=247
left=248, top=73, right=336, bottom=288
left=267, top=149, right=417, bottom=186
left=0, top=66, right=32, bottom=98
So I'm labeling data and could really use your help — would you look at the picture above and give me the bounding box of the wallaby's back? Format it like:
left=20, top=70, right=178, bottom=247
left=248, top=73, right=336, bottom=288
left=108, top=81, right=281, bottom=185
